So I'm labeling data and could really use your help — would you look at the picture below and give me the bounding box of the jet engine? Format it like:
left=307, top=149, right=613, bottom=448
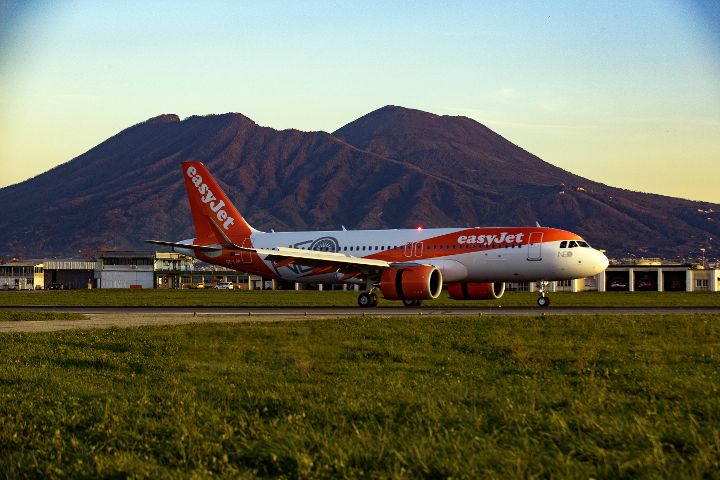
left=379, top=265, right=443, bottom=301
left=447, top=282, right=505, bottom=300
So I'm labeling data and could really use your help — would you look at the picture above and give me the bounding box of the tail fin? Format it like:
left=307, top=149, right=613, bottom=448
left=181, top=162, right=257, bottom=243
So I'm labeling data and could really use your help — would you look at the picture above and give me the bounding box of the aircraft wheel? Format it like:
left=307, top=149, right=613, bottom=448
left=370, top=292, right=379, bottom=307
left=537, top=296, right=550, bottom=308
left=358, top=292, right=375, bottom=308
left=402, top=299, right=421, bottom=307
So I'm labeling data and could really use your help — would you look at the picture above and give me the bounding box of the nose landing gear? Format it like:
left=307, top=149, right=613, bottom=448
left=536, top=281, right=550, bottom=307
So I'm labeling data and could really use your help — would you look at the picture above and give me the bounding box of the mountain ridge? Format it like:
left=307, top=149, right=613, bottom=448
left=0, top=106, right=716, bottom=259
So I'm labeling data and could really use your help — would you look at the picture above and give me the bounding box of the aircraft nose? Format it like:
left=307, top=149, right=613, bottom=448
left=596, top=249, right=609, bottom=272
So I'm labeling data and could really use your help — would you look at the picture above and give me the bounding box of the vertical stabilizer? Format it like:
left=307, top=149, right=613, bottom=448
left=181, top=162, right=256, bottom=243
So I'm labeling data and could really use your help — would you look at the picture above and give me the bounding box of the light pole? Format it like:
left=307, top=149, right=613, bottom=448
left=700, top=248, right=706, bottom=268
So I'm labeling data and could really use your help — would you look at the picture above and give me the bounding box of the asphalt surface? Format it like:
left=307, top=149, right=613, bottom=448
left=1, top=305, right=719, bottom=332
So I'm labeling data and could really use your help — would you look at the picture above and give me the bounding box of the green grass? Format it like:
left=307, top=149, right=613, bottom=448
left=1, top=315, right=719, bottom=478
left=0, top=311, right=85, bottom=322
left=2, top=288, right=720, bottom=307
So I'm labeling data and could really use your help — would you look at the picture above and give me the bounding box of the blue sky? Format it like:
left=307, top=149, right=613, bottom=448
left=1, top=0, right=719, bottom=202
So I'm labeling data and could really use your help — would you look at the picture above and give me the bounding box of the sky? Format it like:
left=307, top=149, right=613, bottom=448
left=1, top=0, right=719, bottom=202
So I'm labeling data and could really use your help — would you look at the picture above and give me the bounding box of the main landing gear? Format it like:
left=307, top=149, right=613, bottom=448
left=357, top=291, right=421, bottom=308
left=536, top=281, right=550, bottom=307
left=358, top=290, right=379, bottom=307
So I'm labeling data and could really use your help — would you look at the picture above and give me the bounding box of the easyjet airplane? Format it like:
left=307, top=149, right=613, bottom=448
left=148, top=162, right=609, bottom=307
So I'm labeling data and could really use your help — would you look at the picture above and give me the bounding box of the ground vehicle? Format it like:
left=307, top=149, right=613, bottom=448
left=47, top=283, right=64, bottom=290
left=214, top=282, right=234, bottom=289
left=609, top=279, right=628, bottom=290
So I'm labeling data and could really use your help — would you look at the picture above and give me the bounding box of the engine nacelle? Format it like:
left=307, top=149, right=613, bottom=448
left=447, top=282, right=505, bottom=300
left=380, top=265, right=443, bottom=301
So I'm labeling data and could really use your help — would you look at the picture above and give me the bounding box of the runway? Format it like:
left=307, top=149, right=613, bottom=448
left=1, top=305, right=719, bottom=332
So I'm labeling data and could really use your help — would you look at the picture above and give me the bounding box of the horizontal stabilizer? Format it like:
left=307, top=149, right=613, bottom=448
left=145, top=240, right=221, bottom=252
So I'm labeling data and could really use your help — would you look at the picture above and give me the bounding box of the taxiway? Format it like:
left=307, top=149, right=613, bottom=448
left=1, top=305, right=719, bottom=332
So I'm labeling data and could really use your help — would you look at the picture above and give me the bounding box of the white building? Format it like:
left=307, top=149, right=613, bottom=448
left=95, top=251, right=155, bottom=289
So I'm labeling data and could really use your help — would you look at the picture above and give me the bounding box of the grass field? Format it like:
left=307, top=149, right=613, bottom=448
left=2, top=288, right=720, bottom=308
left=1, top=315, right=719, bottom=478
left=0, top=311, right=85, bottom=322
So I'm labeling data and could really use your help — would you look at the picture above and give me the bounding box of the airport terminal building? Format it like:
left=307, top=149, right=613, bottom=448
left=1, top=253, right=718, bottom=293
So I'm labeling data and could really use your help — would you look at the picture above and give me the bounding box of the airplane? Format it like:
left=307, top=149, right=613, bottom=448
left=148, top=161, right=609, bottom=307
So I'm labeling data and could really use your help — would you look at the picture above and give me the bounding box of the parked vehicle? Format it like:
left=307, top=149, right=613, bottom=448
left=214, top=282, right=234, bottom=290
left=609, top=279, right=628, bottom=290
left=47, top=283, right=64, bottom=290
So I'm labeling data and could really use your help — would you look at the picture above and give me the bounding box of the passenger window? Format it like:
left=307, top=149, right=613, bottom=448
left=560, top=241, right=567, bottom=248
left=362, top=246, right=366, bottom=251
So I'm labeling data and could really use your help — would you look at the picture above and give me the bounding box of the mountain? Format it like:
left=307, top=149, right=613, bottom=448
left=0, top=106, right=717, bottom=259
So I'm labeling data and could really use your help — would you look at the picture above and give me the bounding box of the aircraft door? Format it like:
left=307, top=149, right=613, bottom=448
left=527, top=232, right=543, bottom=261
left=405, top=242, right=423, bottom=257
left=241, top=238, right=253, bottom=264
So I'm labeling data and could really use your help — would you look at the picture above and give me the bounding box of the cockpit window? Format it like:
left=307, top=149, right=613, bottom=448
left=560, top=241, right=567, bottom=248
left=577, top=241, right=590, bottom=247
left=568, top=241, right=578, bottom=248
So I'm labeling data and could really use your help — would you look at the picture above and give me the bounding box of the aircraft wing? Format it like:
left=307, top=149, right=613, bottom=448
left=147, top=240, right=391, bottom=277
left=253, top=247, right=390, bottom=276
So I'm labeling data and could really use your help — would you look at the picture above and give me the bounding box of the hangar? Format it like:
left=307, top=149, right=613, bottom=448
left=519, top=261, right=719, bottom=293
left=44, top=260, right=96, bottom=289
left=597, top=262, right=719, bottom=293
left=0, top=260, right=95, bottom=290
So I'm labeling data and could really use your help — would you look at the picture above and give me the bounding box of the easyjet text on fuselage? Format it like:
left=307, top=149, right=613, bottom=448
left=457, top=232, right=524, bottom=245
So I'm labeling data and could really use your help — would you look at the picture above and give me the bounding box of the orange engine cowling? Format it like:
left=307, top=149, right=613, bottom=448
left=379, top=265, right=443, bottom=301
left=447, top=282, right=505, bottom=300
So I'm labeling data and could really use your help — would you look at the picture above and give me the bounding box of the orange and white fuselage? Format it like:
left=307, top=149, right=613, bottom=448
left=174, top=226, right=606, bottom=284
left=149, top=162, right=609, bottom=307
